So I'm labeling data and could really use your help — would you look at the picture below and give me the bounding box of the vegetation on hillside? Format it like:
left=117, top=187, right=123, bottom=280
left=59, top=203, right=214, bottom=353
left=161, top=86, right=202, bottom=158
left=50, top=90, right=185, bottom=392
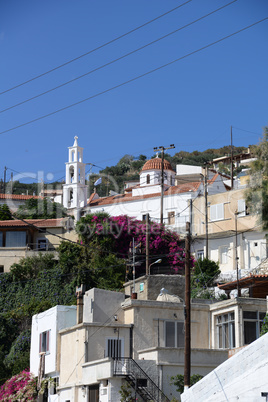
left=15, top=198, right=68, bottom=220
left=246, top=127, right=268, bottom=230
left=1, top=145, right=248, bottom=198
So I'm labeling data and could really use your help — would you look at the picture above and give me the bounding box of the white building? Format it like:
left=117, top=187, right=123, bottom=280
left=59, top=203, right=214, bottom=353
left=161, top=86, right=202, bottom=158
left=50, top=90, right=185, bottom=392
left=30, top=305, right=76, bottom=401
left=63, top=136, right=87, bottom=220
left=86, top=159, right=227, bottom=236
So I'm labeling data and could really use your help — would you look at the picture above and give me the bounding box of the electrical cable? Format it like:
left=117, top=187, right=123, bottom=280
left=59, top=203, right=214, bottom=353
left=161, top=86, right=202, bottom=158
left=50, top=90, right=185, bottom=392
left=0, top=0, right=238, bottom=114
left=0, top=1, right=192, bottom=96
left=1, top=16, right=267, bottom=136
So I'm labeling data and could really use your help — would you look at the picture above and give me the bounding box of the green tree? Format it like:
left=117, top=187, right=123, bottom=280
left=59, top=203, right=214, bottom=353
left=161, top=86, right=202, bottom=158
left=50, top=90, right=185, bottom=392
left=15, top=197, right=67, bottom=219
left=261, top=313, right=268, bottom=336
left=246, top=127, right=268, bottom=230
left=170, top=374, right=203, bottom=394
left=191, top=258, right=221, bottom=299
left=0, top=204, right=12, bottom=220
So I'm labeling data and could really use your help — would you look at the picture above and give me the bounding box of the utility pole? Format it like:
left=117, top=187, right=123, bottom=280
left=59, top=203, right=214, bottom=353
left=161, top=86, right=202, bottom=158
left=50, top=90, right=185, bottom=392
left=153, top=144, right=175, bottom=224
left=184, top=221, right=191, bottom=391
left=235, top=211, right=241, bottom=297
left=3, top=166, right=7, bottom=194
left=10, top=172, right=13, bottom=194
left=231, top=126, right=234, bottom=190
left=146, top=213, right=150, bottom=275
left=203, top=163, right=209, bottom=259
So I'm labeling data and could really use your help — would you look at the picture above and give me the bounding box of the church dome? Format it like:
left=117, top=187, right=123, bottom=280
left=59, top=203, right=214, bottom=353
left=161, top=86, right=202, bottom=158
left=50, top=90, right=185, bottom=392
left=141, top=157, right=174, bottom=172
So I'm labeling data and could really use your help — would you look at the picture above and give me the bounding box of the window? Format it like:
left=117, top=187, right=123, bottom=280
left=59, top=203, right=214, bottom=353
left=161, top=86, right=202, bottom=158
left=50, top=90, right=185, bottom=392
left=243, top=311, right=265, bottom=345
left=0, top=232, right=2, bottom=247
left=38, top=239, right=48, bottom=250
left=237, top=199, right=249, bottom=217
left=216, top=312, right=235, bottom=349
left=0, top=266, right=4, bottom=273
left=39, top=330, right=50, bottom=354
left=165, top=321, right=184, bottom=348
left=6, top=231, right=26, bottom=247
left=210, top=203, right=224, bottom=221
left=105, top=338, right=123, bottom=359
left=146, top=174, right=150, bottom=184
left=197, top=250, right=204, bottom=260
left=220, top=246, right=229, bottom=264
left=168, top=211, right=175, bottom=225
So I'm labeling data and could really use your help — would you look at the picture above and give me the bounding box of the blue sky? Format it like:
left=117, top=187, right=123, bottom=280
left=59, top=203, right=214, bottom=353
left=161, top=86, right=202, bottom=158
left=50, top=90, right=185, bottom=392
left=1, top=0, right=268, bottom=185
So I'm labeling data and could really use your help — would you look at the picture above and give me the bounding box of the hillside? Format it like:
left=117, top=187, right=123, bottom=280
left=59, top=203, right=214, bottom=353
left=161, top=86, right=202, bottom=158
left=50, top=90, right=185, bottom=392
left=1, top=145, right=249, bottom=198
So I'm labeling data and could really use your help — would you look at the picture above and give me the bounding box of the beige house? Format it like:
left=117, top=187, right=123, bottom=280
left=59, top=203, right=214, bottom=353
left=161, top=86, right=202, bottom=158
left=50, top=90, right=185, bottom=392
left=191, top=187, right=267, bottom=276
left=0, top=217, right=77, bottom=272
left=30, top=273, right=268, bottom=402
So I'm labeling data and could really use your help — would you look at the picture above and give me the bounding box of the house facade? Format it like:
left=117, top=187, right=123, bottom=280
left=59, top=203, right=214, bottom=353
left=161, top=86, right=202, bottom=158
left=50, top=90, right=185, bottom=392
left=0, top=217, right=76, bottom=272
left=191, top=187, right=267, bottom=277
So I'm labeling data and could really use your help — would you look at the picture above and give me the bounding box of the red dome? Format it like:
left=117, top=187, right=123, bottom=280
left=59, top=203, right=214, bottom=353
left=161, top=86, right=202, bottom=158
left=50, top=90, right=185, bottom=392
left=141, top=158, right=174, bottom=172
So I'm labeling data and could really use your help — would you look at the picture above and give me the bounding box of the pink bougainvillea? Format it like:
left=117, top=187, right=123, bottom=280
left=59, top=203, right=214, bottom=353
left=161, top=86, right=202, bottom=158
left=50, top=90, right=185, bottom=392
left=77, top=214, right=194, bottom=273
left=0, top=369, right=37, bottom=401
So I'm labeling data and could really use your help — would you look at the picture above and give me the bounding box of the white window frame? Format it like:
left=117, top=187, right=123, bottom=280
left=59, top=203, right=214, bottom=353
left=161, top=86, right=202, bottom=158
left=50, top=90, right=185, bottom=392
left=196, top=250, right=204, bottom=260
left=210, top=203, right=224, bottom=221
left=39, top=330, right=51, bottom=354
left=216, top=312, right=235, bottom=349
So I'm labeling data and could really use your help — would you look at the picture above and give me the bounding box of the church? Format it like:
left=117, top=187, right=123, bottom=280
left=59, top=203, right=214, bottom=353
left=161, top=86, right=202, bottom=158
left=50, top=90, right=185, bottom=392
left=62, top=137, right=227, bottom=235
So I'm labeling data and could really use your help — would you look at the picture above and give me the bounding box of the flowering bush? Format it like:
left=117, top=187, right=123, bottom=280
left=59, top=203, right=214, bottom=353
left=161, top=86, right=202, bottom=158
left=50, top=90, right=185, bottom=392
left=76, top=213, right=193, bottom=273
left=0, top=369, right=37, bottom=401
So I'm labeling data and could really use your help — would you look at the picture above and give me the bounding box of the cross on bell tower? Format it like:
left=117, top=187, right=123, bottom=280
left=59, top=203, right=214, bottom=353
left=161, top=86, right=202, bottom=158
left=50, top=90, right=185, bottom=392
left=63, top=136, right=87, bottom=216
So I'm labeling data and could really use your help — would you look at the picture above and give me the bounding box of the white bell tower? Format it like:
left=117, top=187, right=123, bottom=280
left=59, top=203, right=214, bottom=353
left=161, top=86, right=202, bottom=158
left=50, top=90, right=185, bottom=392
left=63, top=136, right=87, bottom=213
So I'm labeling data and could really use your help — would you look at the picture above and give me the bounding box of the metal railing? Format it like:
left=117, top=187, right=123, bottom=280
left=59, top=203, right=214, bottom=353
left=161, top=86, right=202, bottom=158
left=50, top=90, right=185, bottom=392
left=113, top=357, right=170, bottom=402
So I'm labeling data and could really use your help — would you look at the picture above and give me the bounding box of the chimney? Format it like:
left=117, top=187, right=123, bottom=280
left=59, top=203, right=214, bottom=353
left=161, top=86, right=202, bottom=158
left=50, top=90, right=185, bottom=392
left=76, top=284, right=86, bottom=324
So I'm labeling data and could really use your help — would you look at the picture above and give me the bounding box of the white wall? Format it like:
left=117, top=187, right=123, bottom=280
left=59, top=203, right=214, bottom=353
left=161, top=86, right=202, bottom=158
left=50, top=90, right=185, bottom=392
left=181, top=332, right=268, bottom=402
left=30, top=305, right=76, bottom=377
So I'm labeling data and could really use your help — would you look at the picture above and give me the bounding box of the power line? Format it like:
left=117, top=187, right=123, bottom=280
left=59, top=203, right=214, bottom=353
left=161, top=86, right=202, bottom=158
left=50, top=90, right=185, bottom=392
left=0, top=1, right=192, bottom=96
left=0, top=0, right=238, bottom=114
left=1, top=16, right=267, bottom=136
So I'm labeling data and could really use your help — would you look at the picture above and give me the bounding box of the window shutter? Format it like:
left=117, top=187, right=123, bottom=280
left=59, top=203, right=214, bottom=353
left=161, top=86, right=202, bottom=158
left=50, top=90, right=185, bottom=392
left=238, top=199, right=246, bottom=217
left=217, top=203, right=224, bottom=220
left=210, top=205, right=217, bottom=221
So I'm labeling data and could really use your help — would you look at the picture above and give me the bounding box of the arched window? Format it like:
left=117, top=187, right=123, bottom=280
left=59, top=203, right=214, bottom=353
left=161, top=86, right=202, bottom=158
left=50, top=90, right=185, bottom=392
left=146, top=174, right=150, bottom=184
left=69, top=166, right=74, bottom=183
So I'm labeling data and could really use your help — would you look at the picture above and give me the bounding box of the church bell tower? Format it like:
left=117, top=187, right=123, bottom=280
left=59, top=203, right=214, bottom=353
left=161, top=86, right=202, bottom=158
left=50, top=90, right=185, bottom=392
left=63, top=137, right=87, bottom=214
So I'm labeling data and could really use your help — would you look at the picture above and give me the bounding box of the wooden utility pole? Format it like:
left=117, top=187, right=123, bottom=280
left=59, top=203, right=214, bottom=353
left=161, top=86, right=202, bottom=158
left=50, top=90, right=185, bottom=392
left=203, top=163, right=209, bottom=259
left=235, top=211, right=241, bottom=297
left=153, top=144, right=175, bottom=224
left=146, top=213, right=150, bottom=275
left=184, top=222, right=191, bottom=391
